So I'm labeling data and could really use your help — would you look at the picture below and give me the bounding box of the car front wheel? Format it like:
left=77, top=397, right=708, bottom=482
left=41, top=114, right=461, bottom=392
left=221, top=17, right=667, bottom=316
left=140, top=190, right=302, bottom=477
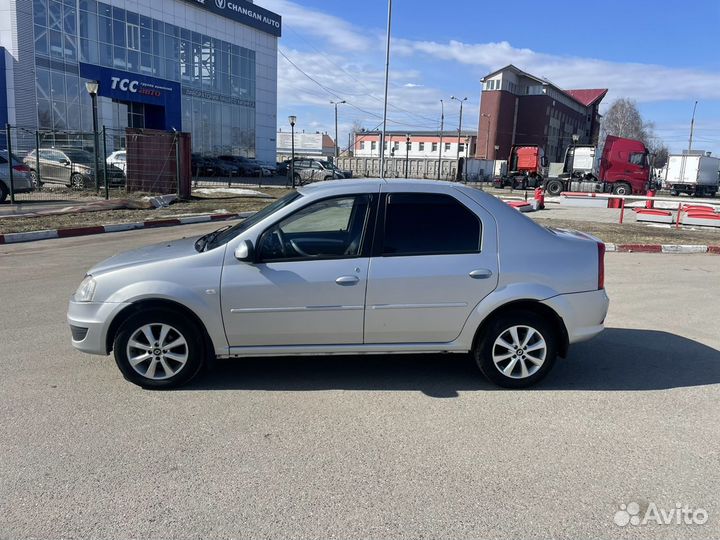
left=113, top=310, right=206, bottom=389
left=474, top=311, right=557, bottom=388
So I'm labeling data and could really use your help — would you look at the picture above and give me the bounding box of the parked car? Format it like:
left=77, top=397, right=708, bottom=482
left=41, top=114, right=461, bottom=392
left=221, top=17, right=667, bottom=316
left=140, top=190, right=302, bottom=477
left=106, top=150, right=126, bottom=174
left=0, top=150, right=34, bottom=202
left=68, top=179, right=609, bottom=390
left=216, top=155, right=263, bottom=177
left=252, top=160, right=277, bottom=177
left=292, top=159, right=345, bottom=184
left=24, top=148, right=123, bottom=189
left=191, top=154, right=218, bottom=177
left=204, top=157, right=240, bottom=177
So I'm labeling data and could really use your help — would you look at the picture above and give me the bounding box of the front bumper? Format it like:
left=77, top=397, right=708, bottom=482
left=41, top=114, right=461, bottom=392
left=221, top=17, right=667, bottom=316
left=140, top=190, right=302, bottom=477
left=67, top=299, right=131, bottom=355
left=542, top=289, right=609, bottom=344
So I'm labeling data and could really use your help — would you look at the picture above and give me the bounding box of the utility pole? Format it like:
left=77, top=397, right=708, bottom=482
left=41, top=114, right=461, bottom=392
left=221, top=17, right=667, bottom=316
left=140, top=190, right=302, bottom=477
left=330, top=100, right=346, bottom=159
left=688, top=100, right=698, bottom=154
left=437, top=99, right=444, bottom=180
left=405, top=133, right=410, bottom=178
left=451, top=96, right=467, bottom=182
left=379, top=0, right=392, bottom=179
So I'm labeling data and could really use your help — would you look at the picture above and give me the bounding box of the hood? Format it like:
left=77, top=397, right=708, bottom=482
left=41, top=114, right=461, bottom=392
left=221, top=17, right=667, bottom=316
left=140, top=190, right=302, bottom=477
left=89, top=236, right=200, bottom=275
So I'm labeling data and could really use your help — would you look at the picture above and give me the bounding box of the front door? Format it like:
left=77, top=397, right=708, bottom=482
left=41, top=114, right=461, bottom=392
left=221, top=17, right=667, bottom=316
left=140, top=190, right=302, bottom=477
left=221, top=193, right=375, bottom=347
left=364, top=189, right=499, bottom=344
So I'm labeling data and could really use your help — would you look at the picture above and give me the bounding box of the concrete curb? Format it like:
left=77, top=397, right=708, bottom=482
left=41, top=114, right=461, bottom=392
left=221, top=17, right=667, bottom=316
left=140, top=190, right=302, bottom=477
left=605, top=243, right=719, bottom=254
left=0, top=212, right=252, bottom=245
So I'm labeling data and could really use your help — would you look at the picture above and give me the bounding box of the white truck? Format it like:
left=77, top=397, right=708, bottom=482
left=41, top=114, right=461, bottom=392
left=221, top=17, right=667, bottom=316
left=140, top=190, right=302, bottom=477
left=665, top=154, right=720, bottom=198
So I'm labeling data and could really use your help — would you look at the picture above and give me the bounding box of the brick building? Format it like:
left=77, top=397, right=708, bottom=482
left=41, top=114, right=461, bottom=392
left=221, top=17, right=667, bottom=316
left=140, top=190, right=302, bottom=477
left=475, top=65, right=607, bottom=163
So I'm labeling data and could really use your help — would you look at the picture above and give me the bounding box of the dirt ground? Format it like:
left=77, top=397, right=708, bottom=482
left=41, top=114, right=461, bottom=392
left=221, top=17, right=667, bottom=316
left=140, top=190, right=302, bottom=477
left=2, top=186, right=719, bottom=246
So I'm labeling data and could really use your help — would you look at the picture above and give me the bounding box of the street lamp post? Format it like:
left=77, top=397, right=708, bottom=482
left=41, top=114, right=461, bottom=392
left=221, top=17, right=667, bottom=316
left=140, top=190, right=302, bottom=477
left=493, top=144, right=500, bottom=181
left=451, top=96, right=467, bottom=162
left=330, top=100, right=346, bottom=160
left=288, top=115, right=297, bottom=188
left=405, top=133, right=410, bottom=178
left=85, top=80, right=100, bottom=192
left=437, top=99, right=444, bottom=180
left=481, top=113, right=491, bottom=159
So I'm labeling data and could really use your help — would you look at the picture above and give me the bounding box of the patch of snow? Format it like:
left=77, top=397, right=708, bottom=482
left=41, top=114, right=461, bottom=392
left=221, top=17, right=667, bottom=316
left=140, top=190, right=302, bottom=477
left=194, top=188, right=266, bottom=197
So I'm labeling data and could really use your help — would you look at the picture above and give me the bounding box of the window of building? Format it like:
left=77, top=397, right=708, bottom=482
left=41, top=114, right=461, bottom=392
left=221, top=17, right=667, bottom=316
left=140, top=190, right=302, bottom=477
left=371, top=141, right=377, bottom=151
left=393, top=141, right=400, bottom=150
left=459, top=143, right=465, bottom=152
left=431, top=142, right=437, bottom=152
left=382, top=193, right=481, bottom=256
left=359, top=141, right=365, bottom=150
left=445, top=142, right=451, bottom=151
left=126, top=23, right=140, bottom=50
left=419, top=142, right=425, bottom=151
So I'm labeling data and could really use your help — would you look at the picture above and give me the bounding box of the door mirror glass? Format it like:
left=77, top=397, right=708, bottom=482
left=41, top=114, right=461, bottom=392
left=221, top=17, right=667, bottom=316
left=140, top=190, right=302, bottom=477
left=234, top=239, right=255, bottom=262
left=541, top=156, right=548, bottom=167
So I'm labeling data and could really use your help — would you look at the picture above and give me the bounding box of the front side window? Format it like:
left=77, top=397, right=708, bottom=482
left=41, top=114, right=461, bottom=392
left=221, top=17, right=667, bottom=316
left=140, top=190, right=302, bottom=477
left=382, top=193, right=481, bottom=256
left=629, top=152, right=647, bottom=167
left=259, top=195, right=371, bottom=261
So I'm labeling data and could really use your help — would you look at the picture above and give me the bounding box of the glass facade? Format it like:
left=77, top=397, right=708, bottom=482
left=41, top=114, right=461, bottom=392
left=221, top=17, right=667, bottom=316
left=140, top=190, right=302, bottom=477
left=32, top=0, right=257, bottom=155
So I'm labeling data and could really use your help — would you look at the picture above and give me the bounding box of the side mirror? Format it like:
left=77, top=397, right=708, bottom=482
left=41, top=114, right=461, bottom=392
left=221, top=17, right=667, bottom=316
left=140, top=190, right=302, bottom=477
left=541, top=156, right=548, bottom=167
left=234, top=239, right=255, bottom=262
left=61, top=159, right=70, bottom=165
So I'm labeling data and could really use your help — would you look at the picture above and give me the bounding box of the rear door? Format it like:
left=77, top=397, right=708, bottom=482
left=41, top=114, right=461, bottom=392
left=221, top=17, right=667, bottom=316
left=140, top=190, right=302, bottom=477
left=364, top=186, right=499, bottom=344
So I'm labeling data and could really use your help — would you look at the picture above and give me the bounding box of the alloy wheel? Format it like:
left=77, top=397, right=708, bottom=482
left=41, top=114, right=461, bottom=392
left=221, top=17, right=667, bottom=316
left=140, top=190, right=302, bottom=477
left=491, top=325, right=547, bottom=379
left=126, top=323, right=189, bottom=380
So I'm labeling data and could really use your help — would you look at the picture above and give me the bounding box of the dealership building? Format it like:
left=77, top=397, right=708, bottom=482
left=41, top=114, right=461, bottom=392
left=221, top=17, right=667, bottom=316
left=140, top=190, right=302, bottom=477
left=0, top=0, right=280, bottom=160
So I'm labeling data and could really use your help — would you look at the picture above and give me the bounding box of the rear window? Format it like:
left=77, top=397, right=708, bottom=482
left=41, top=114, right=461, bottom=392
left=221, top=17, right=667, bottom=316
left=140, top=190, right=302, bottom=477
left=382, top=193, right=481, bottom=256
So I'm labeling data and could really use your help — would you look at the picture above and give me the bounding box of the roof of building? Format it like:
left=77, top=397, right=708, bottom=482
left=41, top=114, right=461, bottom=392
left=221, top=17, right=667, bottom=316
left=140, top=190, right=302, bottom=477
left=481, top=64, right=607, bottom=109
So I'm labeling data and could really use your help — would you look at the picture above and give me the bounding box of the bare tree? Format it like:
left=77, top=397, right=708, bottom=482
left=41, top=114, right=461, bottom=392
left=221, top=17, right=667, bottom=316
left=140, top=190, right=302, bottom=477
left=602, top=98, right=669, bottom=166
left=601, top=98, right=649, bottom=142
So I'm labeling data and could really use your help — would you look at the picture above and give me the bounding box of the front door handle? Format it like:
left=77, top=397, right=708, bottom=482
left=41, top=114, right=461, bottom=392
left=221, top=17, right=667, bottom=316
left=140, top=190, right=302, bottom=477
left=335, top=275, right=360, bottom=285
left=469, top=268, right=493, bottom=279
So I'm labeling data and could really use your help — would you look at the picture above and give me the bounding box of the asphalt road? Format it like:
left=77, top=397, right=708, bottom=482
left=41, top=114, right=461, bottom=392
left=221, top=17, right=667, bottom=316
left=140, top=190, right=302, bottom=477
left=1, top=224, right=719, bottom=540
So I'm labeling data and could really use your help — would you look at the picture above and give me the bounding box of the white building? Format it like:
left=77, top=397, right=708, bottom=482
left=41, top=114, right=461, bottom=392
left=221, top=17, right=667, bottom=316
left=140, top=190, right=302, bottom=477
left=353, top=130, right=477, bottom=160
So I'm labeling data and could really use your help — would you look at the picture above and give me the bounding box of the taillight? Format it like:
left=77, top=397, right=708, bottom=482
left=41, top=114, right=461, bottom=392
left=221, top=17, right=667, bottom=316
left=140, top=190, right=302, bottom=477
left=597, top=242, right=605, bottom=289
left=13, top=164, right=30, bottom=173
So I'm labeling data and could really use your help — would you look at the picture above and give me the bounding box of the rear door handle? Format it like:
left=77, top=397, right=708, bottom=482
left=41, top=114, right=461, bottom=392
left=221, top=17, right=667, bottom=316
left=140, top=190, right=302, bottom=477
left=336, top=275, right=360, bottom=285
left=469, top=268, right=493, bottom=279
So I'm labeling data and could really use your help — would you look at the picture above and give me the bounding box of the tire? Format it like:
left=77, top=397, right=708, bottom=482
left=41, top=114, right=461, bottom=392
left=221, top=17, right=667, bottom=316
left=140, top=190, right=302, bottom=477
left=546, top=179, right=563, bottom=196
left=29, top=169, right=43, bottom=188
left=293, top=173, right=302, bottom=185
left=323, top=175, right=333, bottom=181
left=671, top=190, right=679, bottom=197
left=612, top=183, right=631, bottom=196
left=474, top=310, right=558, bottom=389
left=70, top=173, right=88, bottom=190
left=113, top=310, right=206, bottom=389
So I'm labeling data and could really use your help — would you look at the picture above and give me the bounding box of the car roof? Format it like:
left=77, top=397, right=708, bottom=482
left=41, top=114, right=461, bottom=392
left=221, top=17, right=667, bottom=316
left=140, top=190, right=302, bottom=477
left=298, top=178, right=470, bottom=193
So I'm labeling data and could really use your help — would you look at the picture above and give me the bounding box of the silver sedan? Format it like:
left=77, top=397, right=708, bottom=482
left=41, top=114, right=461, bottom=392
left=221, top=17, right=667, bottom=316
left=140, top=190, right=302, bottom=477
left=68, top=179, right=609, bottom=389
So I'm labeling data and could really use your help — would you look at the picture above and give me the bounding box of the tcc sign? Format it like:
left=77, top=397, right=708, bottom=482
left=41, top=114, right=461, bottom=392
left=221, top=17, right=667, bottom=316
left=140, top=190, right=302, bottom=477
left=110, top=77, right=139, bottom=92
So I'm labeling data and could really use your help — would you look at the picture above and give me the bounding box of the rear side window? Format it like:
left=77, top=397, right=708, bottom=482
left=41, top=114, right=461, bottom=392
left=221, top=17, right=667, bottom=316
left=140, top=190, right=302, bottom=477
left=382, top=193, right=481, bottom=256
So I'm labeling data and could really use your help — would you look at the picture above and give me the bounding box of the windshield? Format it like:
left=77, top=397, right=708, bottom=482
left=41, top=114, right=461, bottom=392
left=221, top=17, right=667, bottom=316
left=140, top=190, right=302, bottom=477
left=203, top=191, right=302, bottom=251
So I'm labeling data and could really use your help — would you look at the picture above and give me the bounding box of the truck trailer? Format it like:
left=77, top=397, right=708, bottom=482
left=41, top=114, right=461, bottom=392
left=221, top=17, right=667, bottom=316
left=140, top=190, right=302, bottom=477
left=544, top=135, right=651, bottom=196
left=664, top=154, right=719, bottom=198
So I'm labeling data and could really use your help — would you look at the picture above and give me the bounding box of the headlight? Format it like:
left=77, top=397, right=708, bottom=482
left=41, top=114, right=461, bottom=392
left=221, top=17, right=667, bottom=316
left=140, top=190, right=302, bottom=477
left=75, top=275, right=97, bottom=302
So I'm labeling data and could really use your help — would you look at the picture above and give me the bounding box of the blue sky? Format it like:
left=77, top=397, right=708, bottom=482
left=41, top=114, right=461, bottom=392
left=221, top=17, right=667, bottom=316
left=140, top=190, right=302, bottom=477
left=261, top=0, right=720, bottom=155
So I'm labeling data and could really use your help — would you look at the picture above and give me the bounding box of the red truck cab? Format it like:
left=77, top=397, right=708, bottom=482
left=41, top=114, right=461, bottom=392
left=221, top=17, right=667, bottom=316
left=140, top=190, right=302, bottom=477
left=495, top=145, right=547, bottom=189
left=599, top=135, right=650, bottom=194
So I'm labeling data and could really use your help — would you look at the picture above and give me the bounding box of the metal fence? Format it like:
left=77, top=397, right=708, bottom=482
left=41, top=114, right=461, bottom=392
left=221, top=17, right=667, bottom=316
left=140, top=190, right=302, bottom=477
left=335, top=156, right=461, bottom=180
left=1, top=124, right=193, bottom=203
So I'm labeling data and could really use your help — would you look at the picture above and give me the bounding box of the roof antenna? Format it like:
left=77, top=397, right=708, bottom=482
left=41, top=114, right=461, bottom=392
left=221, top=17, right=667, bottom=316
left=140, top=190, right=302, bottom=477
left=379, top=0, right=392, bottom=182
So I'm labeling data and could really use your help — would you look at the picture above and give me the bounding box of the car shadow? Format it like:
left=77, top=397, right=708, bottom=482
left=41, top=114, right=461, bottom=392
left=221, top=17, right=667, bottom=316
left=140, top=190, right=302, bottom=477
left=183, top=328, right=720, bottom=397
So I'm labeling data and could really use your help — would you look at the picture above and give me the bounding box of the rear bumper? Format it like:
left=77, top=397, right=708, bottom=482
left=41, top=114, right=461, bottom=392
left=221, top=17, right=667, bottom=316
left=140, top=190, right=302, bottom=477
left=67, top=300, right=131, bottom=355
left=542, top=289, right=609, bottom=345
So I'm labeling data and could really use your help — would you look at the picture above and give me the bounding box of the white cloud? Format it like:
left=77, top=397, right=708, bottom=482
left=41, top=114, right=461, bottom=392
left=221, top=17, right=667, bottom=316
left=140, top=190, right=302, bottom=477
left=394, top=38, right=720, bottom=105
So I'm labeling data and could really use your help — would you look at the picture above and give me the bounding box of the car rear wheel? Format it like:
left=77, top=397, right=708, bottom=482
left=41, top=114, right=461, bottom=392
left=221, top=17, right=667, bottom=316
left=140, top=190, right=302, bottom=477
left=29, top=169, right=43, bottom=188
left=113, top=310, right=206, bottom=389
left=474, top=311, right=557, bottom=388
left=0, top=183, right=8, bottom=203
